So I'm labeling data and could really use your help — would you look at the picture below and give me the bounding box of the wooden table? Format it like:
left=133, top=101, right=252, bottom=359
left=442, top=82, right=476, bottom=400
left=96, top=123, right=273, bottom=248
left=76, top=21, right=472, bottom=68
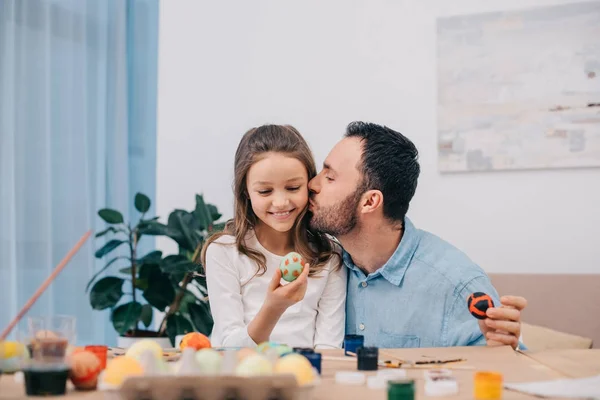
left=1, top=346, right=598, bottom=399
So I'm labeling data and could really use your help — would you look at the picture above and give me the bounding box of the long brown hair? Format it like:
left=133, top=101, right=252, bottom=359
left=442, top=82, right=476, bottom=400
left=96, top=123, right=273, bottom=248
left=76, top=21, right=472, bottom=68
left=201, top=124, right=339, bottom=277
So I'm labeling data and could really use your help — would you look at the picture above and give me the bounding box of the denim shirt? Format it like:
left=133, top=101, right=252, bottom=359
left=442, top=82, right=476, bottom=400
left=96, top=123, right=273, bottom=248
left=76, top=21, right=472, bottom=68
left=345, top=217, right=501, bottom=348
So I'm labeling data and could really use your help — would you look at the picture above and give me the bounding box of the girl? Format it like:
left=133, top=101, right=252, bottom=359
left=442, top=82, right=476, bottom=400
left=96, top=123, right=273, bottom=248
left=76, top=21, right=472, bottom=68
left=202, top=124, right=346, bottom=349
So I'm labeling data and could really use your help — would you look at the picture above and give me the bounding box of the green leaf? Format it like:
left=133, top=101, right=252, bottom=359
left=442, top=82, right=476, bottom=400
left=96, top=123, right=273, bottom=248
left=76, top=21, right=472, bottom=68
left=141, top=216, right=160, bottom=223
left=137, top=220, right=171, bottom=236
left=89, top=277, right=124, bottom=310
left=95, top=227, right=117, bottom=238
left=134, top=193, right=151, bottom=213
left=188, top=302, right=213, bottom=336
left=139, top=262, right=160, bottom=280
left=160, top=255, right=201, bottom=275
left=138, top=250, right=163, bottom=264
left=94, top=239, right=126, bottom=259
left=207, top=204, right=222, bottom=222
left=86, top=256, right=128, bottom=292
left=98, top=209, right=124, bottom=224
left=209, top=222, right=226, bottom=233
left=165, top=314, right=194, bottom=347
left=112, top=302, right=143, bottom=335
left=140, top=304, right=153, bottom=328
left=142, top=268, right=176, bottom=311
left=134, top=278, right=149, bottom=291
left=193, top=195, right=212, bottom=230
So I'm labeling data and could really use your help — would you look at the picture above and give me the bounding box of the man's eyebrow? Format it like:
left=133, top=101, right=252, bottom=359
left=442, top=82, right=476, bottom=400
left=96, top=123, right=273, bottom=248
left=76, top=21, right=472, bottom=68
left=323, top=162, right=336, bottom=174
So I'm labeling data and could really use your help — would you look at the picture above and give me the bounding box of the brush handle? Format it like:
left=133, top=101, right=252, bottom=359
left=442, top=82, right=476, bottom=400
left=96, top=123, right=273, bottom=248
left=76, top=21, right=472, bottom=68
left=0, top=230, right=92, bottom=341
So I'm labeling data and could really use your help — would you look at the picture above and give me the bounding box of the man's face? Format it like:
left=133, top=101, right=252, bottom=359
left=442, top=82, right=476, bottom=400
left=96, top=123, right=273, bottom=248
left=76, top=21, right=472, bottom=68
left=308, top=137, right=364, bottom=236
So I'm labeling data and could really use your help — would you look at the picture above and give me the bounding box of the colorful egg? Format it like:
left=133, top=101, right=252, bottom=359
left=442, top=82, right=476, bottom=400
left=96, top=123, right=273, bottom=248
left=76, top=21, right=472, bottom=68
left=102, top=356, right=144, bottom=386
left=236, top=348, right=257, bottom=362
left=235, top=354, right=273, bottom=376
left=125, top=339, right=163, bottom=361
left=195, top=348, right=222, bottom=374
left=69, top=350, right=102, bottom=390
left=275, top=353, right=315, bottom=385
left=256, top=341, right=278, bottom=353
left=179, top=332, right=211, bottom=351
left=279, top=252, right=304, bottom=282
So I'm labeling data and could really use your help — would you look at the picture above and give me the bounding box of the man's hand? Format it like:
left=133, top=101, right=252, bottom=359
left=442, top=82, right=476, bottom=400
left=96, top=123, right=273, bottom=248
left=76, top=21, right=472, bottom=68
left=479, top=295, right=527, bottom=349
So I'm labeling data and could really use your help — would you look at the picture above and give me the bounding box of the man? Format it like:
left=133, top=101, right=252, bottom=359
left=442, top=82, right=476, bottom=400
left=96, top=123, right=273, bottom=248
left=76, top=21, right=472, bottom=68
left=308, top=121, right=526, bottom=348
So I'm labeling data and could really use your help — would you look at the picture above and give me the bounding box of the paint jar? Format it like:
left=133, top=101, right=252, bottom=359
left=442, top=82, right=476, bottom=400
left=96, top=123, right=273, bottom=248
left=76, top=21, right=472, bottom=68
left=343, top=334, right=364, bottom=356
left=387, top=379, right=415, bottom=400
left=357, top=347, right=378, bottom=371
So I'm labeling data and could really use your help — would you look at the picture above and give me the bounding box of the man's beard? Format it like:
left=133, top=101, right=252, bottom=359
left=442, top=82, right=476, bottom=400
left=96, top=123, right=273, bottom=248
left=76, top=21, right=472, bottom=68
left=309, top=190, right=363, bottom=237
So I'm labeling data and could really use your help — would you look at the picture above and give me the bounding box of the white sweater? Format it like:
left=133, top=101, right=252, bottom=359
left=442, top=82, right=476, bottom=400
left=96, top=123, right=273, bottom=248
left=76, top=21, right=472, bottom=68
left=204, top=233, right=347, bottom=349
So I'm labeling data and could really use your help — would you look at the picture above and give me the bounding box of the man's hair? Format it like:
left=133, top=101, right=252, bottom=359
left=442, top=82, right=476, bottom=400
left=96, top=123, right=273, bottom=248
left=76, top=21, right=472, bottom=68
left=345, top=121, right=420, bottom=223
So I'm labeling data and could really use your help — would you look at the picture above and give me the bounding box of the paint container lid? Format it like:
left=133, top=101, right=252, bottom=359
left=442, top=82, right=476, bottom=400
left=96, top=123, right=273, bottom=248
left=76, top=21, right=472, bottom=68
left=367, top=376, right=387, bottom=390
left=425, top=378, right=459, bottom=396
left=335, top=371, right=366, bottom=385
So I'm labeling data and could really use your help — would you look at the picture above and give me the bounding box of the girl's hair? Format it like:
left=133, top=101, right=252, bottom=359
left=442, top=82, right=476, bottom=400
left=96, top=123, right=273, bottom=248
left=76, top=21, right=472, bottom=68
left=201, top=124, right=339, bottom=276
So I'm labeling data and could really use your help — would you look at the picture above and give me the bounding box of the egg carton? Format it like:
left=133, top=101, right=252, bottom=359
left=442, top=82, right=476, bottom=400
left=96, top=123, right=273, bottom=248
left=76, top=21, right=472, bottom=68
left=101, top=375, right=316, bottom=400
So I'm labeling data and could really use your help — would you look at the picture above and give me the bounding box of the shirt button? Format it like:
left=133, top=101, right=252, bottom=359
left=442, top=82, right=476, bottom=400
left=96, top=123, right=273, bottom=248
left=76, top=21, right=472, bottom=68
left=361, top=281, right=368, bottom=288
left=359, top=323, right=365, bottom=331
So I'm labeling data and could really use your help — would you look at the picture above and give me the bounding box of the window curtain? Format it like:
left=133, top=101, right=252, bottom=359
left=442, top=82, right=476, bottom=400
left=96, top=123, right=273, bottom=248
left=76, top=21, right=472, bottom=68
left=0, top=0, right=159, bottom=346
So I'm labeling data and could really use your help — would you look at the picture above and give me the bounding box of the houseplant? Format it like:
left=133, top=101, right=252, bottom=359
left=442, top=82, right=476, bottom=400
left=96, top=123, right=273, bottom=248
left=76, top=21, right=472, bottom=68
left=87, top=193, right=224, bottom=347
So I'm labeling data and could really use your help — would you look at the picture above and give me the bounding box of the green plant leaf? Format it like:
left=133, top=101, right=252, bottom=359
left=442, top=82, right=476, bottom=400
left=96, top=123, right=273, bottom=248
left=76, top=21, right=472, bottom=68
left=209, top=222, right=226, bottom=233
left=206, top=203, right=222, bottom=222
left=188, top=302, right=213, bottom=336
left=160, top=255, right=200, bottom=275
left=89, top=277, right=124, bottom=310
left=137, top=220, right=171, bottom=236
left=193, top=195, right=212, bottom=230
left=119, top=266, right=134, bottom=275
left=94, top=239, right=126, bottom=259
left=98, top=209, right=124, bottom=224
left=134, top=278, right=149, bottom=291
left=138, top=250, right=163, bottom=264
left=141, top=216, right=160, bottom=223
left=112, top=302, right=143, bottom=335
left=134, top=193, right=151, bottom=213
left=95, top=227, right=117, bottom=238
left=86, top=256, right=128, bottom=292
left=165, top=314, right=194, bottom=347
left=142, top=268, right=175, bottom=311
left=139, top=262, right=160, bottom=280
left=140, top=304, right=153, bottom=328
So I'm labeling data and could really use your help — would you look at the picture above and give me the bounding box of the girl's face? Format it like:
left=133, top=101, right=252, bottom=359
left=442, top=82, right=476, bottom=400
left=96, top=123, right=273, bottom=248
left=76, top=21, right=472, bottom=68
left=246, top=152, right=309, bottom=234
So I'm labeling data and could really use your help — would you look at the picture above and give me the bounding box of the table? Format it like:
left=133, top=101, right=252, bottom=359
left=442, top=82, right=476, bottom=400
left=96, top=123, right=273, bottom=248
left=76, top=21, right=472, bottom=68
left=1, top=346, right=598, bottom=399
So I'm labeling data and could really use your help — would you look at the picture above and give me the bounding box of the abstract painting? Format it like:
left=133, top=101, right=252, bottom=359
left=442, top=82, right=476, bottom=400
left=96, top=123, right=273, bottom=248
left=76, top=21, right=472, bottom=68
left=437, top=1, right=600, bottom=172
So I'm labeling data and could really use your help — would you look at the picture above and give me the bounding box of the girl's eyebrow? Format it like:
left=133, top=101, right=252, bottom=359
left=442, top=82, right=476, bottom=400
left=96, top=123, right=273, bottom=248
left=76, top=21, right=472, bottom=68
left=252, top=177, right=305, bottom=186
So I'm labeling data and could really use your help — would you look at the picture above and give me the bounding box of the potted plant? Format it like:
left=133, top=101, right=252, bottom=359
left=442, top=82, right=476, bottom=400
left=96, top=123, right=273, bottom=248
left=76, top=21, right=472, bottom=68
left=87, top=193, right=224, bottom=348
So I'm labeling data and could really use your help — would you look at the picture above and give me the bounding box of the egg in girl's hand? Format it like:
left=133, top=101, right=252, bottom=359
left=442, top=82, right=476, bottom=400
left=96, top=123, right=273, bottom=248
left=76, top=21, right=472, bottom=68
left=279, top=252, right=304, bottom=282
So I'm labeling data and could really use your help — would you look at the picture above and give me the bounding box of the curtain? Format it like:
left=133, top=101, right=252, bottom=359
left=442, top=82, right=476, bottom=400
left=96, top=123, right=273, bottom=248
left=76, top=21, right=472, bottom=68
left=0, top=0, right=158, bottom=346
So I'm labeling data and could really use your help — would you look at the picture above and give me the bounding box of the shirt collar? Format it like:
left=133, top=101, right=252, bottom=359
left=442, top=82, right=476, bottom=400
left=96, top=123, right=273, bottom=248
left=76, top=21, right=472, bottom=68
left=343, top=217, right=421, bottom=286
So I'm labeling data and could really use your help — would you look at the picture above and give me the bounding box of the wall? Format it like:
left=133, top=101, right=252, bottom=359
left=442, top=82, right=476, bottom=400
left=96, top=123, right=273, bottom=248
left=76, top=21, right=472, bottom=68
left=156, top=0, right=600, bottom=275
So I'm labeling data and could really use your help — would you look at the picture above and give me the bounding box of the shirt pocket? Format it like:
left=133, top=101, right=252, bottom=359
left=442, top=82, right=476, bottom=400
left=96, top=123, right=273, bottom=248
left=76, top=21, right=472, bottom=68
left=377, top=333, right=420, bottom=349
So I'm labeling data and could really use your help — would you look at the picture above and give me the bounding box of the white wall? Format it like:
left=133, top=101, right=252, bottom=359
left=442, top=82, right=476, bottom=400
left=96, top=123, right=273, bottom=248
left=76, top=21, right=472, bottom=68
left=156, top=0, right=600, bottom=274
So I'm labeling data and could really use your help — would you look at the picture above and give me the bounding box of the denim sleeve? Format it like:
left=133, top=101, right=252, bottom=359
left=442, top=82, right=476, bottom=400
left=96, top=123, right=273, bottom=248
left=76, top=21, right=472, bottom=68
left=442, top=275, right=501, bottom=347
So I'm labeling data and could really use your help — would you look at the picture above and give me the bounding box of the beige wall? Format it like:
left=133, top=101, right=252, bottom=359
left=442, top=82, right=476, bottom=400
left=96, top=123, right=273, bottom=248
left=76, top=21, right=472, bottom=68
left=490, top=274, right=599, bottom=349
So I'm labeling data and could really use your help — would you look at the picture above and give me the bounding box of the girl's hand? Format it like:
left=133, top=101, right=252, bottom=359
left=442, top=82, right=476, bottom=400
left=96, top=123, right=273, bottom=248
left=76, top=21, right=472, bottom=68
left=264, top=263, right=310, bottom=313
